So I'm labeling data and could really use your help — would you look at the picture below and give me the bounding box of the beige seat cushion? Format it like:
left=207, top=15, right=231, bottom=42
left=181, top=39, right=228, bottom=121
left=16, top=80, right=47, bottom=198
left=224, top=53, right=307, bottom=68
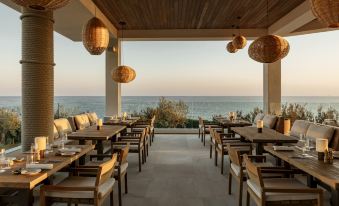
left=254, top=113, right=265, bottom=123
left=262, top=115, right=277, bottom=129
left=290, top=120, right=311, bottom=138
left=74, top=114, right=91, bottom=130
left=115, top=162, right=128, bottom=176
left=54, top=118, right=73, bottom=138
left=87, top=112, right=99, bottom=126
left=306, top=124, right=334, bottom=143
left=53, top=124, right=59, bottom=139
left=247, top=178, right=319, bottom=201
left=231, top=162, right=273, bottom=177
left=45, top=176, right=115, bottom=199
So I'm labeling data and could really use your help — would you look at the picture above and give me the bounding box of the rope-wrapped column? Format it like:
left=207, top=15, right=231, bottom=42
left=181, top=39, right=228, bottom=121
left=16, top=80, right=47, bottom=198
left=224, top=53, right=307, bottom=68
left=20, top=8, right=54, bottom=151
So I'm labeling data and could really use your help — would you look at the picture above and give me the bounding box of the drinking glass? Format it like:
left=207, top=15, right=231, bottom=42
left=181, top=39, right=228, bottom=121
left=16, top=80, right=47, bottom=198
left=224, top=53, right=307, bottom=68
left=299, top=134, right=307, bottom=156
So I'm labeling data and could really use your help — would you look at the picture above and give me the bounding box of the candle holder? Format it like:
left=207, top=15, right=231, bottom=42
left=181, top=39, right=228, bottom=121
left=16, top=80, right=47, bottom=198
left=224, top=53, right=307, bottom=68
left=258, top=127, right=262, bottom=133
left=97, top=125, right=102, bottom=130
left=257, top=120, right=263, bottom=133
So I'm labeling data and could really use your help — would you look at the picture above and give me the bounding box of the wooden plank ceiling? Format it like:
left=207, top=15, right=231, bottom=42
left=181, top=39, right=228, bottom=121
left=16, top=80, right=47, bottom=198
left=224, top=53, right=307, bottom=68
left=92, top=0, right=305, bottom=30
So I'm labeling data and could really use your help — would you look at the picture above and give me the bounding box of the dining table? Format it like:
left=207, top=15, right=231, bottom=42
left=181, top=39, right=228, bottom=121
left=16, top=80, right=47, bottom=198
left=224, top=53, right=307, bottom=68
left=67, top=125, right=126, bottom=162
left=104, top=117, right=140, bottom=128
left=265, top=145, right=339, bottom=206
left=213, top=116, right=252, bottom=132
left=231, top=126, right=298, bottom=155
left=0, top=144, right=94, bottom=206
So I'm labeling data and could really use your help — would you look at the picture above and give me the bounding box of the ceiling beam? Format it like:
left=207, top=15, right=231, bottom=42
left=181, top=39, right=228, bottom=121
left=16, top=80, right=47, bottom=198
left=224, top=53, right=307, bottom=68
left=289, top=19, right=338, bottom=36
left=121, top=29, right=267, bottom=41
left=268, top=1, right=315, bottom=36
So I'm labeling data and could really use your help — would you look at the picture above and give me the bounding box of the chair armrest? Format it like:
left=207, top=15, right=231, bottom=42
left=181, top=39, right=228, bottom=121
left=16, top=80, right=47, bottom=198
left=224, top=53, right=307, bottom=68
left=89, top=154, right=112, bottom=161
left=121, top=132, right=142, bottom=136
left=41, top=185, right=96, bottom=192
left=113, top=141, right=139, bottom=145
left=220, top=133, right=233, bottom=137
left=263, top=188, right=323, bottom=194
left=246, top=155, right=266, bottom=162
left=222, top=137, right=241, bottom=141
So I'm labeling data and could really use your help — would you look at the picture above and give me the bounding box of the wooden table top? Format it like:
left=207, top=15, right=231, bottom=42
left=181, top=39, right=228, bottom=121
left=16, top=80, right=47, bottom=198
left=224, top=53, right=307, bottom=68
left=0, top=144, right=94, bottom=189
left=104, top=118, right=139, bottom=127
left=217, top=119, right=252, bottom=127
left=67, top=125, right=126, bottom=141
left=264, top=146, right=339, bottom=189
left=232, top=127, right=298, bottom=144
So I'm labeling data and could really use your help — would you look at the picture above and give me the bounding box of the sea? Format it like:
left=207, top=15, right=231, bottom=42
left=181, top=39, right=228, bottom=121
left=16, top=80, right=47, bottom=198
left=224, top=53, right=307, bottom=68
left=1, top=96, right=339, bottom=120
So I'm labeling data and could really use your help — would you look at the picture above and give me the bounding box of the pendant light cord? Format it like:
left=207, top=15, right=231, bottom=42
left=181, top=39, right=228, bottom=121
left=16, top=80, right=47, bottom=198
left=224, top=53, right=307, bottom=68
left=120, top=22, right=125, bottom=66
left=266, top=0, right=269, bottom=28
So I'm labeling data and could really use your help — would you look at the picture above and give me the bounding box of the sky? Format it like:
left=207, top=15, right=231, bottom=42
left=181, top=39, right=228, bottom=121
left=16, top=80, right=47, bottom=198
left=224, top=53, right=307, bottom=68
left=0, top=4, right=339, bottom=96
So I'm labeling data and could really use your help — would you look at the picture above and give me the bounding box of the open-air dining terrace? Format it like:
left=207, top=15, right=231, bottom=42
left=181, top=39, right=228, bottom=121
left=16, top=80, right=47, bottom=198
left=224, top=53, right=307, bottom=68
left=0, top=0, right=339, bottom=206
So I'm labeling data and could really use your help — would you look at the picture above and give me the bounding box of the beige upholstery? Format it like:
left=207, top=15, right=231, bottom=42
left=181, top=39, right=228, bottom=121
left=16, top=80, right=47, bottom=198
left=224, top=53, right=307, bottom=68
left=254, top=113, right=265, bottom=123
left=231, top=162, right=273, bottom=177
left=54, top=118, right=73, bottom=138
left=67, top=116, right=77, bottom=132
left=306, top=124, right=334, bottom=143
left=87, top=112, right=98, bottom=126
left=262, top=114, right=277, bottom=129
left=329, top=127, right=339, bottom=151
left=74, top=114, right=91, bottom=130
left=247, top=178, right=319, bottom=201
left=114, top=162, right=128, bottom=176
left=53, top=124, right=59, bottom=139
left=290, top=120, right=311, bottom=138
left=44, top=176, right=115, bottom=199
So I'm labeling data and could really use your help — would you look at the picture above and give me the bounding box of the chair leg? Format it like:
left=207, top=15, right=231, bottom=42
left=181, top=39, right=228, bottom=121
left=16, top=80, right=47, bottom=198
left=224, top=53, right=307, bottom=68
left=40, top=190, right=46, bottom=206
left=138, top=151, right=142, bottom=172
left=201, top=132, right=204, bottom=143
left=246, top=191, right=250, bottom=206
left=221, top=153, right=224, bottom=174
left=210, top=144, right=212, bottom=159
left=125, top=173, right=128, bottom=194
left=110, top=191, right=114, bottom=206
left=146, top=141, right=149, bottom=156
left=228, top=173, right=232, bottom=195
left=238, top=180, right=243, bottom=206
left=203, top=133, right=206, bottom=146
left=198, top=128, right=200, bottom=139
left=118, top=176, right=122, bottom=206
left=149, top=134, right=152, bottom=146
left=215, top=150, right=218, bottom=166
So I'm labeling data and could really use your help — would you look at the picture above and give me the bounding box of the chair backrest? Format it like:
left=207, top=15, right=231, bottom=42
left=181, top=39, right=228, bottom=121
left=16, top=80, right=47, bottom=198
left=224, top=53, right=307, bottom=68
left=74, top=114, right=91, bottom=130
left=53, top=124, right=59, bottom=140
left=227, top=145, right=241, bottom=167
left=214, top=129, right=222, bottom=145
left=96, top=154, right=117, bottom=187
left=87, top=112, right=99, bottom=126
left=140, top=128, right=146, bottom=143
left=209, top=126, right=215, bottom=139
left=119, top=143, right=130, bottom=164
left=198, top=117, right=204, bottom=127
left=244, top=154, right=263, bottom=188
left=150, top=115, right=156, bottom=127
left=54, top=118, right=73, bottom=138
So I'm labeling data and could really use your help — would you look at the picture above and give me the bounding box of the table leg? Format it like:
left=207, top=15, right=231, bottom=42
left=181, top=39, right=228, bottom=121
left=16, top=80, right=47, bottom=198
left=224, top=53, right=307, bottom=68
left=275, top=143, right=282, bottom=166
left=307, top=175, right=317, bottom=188
left=97, top=140, right=104, bottom=160
left=331, top=188, right=339, bottom=206
left=21, top=189, right=33, bottom=206
left=256, top=143, right=264, bottom=155
left=78, top=140, right=86, bottom=165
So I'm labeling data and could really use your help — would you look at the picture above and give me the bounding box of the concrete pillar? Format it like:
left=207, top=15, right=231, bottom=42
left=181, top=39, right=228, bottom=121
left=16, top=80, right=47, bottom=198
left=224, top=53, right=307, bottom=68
left=105, top=38, right=121, bottom=116
left=263, top=60, right=281, bottom=115
left=20, top=8, right=54, bottom=151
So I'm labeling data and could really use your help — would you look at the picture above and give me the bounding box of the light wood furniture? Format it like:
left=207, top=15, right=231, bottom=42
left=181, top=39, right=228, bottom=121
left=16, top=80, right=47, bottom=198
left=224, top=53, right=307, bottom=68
left=232, top=127, right=298, bottom=155
left=244, top=154, right=323, bottom=206
left=133, top=115, right=156, bottom=144
left=40, top=154, right=118, bottom=206
left=199, top=117, right=223, bottom=146
left=104, top=117, right=140, bottom=128
left=67, top=125, right=126, bottom=161
left=265, top=146, right=339, bottom=206
left=213, top=116, right=252, bottom=133
left=0, top=145, right=94, bottom=206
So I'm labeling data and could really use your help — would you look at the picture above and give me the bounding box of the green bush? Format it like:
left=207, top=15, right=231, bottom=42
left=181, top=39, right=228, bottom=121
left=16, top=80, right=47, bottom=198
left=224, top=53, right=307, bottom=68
left=0, top=108, right=21, bottom=146
left=281, top=103, right=314, bottom=124
left=315, top=106, right=339, bottom=124
left=237, top=107, right=263, bottom=123
left=54, top=104, right=82, bottom=119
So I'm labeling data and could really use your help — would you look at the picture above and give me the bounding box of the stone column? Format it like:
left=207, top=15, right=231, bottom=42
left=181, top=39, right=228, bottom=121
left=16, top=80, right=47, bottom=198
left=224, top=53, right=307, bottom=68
left=263, top=60, right=281, bottom=115
left=20, top=8, right=54, bottom=151
left=105, top=38, right=121, bottom=116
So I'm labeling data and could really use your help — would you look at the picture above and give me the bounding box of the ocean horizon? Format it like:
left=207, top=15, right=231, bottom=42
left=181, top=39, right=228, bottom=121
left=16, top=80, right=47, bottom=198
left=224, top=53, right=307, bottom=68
left=1, top=96, right=339, bottom=120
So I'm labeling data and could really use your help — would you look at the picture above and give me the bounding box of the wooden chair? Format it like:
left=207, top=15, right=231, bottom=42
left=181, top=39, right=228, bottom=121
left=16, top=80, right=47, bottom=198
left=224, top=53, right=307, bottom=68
left=112, top=129, right=146, bottom=172
left=40, top=154, right=118, bottom=206
left=227, top=145, right=277, bottom=206
left=212, top=127, right=252, bottom=174
left=244, top=154, right=323, bottom=206
left=134, top=115, right=156, bottom=143
left=199, top=117, right=223, bottom=146
left=209, top=125, right=237, bottom=159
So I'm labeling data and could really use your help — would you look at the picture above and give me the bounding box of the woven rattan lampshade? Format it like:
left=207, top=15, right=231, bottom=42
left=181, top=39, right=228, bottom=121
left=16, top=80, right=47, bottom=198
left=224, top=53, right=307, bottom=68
left=226, top=42, right=238, bottom=53
left=310, top=0, right=339, bottom=28
left=111, top=65, right=136, bottom=83
left=82, top=17, right=109, bottom=55
left=11, top=0, right=70, bottom=10
left=232, top=35, right=247, bottom=49
left=248, top=35, right=290, bottom=63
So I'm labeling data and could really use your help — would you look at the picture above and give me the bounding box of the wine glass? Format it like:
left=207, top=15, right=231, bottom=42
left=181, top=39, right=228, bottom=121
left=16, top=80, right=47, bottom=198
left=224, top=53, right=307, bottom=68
left=299, top=134, right=307, bottom=156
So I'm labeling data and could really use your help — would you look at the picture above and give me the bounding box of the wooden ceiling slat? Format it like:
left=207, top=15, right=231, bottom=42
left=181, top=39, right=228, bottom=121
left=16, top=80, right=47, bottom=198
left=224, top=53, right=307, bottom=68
left=92, top=0, right=305, bottom=30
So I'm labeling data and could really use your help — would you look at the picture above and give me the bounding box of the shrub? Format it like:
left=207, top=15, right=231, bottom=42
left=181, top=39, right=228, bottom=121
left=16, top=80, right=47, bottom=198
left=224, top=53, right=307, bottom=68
left=155, top=97, right=188, bottom=128
left=315, top=106, right=339, bottom=124
left=0, top=108, right=21, bottom=146
left=238, top=107, right=263, bottom=123
left=281, top=103, right=314, bottom=124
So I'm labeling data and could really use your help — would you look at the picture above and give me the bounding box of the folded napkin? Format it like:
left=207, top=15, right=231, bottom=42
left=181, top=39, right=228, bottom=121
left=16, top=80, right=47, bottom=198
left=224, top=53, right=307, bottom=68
left=273, top=146, right=294, bottom=151
left=58, top=147, right=81, bottom=153
left=26, top=163, right=53, bottom=170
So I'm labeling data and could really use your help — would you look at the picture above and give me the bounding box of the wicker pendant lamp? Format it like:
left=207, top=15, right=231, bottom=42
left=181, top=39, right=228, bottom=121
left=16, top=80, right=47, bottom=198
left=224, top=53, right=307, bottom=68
left=232, top=17, right=247, bottom=49
left=111, top=22, right=136, bottom=83
left=248, top=0, right=290, bottom=63
left=11, top=0, right=70, bottom=10
left=310, top=0, right=339, bottom=28
left=226, top=41, right=238, bottom=53
left=82, top=17, right=109, bottom=55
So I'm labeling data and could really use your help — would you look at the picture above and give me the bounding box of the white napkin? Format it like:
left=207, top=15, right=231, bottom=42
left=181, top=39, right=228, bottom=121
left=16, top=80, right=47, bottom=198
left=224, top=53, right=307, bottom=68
left=273, top=146, right=294, bottom=151
left=58, top=147, right=81, bottom=153
left=26, top=163, right=53, bottom=170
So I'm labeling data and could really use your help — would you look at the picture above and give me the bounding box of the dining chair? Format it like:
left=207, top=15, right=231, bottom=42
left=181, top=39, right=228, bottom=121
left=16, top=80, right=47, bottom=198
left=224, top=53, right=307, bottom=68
left=199, top=117, right=223, bottom=146
left=40, top=154, right=118, bottom=206
left=133, top=115, right=156, bottom=143
left=244, top=154, right=323, bottom=206
left=212, top=127, right=252, bottom=174
left=112, top=129, right=146, bottom=172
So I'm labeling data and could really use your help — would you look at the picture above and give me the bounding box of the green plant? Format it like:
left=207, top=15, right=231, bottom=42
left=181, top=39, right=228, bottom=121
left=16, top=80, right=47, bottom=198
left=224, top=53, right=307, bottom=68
left=238, top=107, right=263, bottom=123
left=0, top=108, right=21, bottom=146
left=155, top=97, right=188, bottom=128
left=315, top=106, right=339, bottom=124
left=54, top=104, right=82, bottom=119
left=281, top=103, right=314, bottom=124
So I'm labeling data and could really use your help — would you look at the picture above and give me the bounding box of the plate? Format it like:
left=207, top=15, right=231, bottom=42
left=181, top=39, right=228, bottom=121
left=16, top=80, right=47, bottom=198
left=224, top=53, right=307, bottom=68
left=21, top=168, right=41, bottom=175
left=60, top=151, right=76, bottom=156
